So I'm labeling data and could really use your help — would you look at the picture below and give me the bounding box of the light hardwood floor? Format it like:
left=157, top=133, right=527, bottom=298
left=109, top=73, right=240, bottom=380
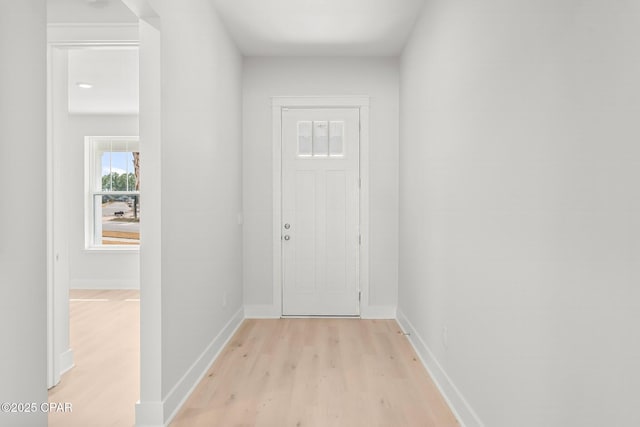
left=47, top=295, right=458, bottom=427
left=48, top=289, right=140, bottom=427
left=171, top=319, right=459, bottom=427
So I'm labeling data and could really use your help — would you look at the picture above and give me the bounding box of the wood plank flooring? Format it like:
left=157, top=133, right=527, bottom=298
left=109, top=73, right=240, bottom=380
left=47, top=294, right=458, bottom=427
left=48, top=289, right=140, bottom=427
left=171, top=319, right=459, bottom=427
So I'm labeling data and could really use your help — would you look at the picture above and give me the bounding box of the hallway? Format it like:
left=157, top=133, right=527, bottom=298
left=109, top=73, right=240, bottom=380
left=2, top=1, right=640, bottom=426
left=172, top=319, right=458, bottom=427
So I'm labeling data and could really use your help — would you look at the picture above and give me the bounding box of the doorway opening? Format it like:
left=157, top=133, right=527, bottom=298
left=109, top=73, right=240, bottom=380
left=46, top=19, right=141, bottom=426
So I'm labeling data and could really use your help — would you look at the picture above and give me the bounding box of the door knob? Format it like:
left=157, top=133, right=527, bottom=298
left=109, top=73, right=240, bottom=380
left=284, top=223, right=291, bottom=229
left=284, top=235, right=291, bottom=241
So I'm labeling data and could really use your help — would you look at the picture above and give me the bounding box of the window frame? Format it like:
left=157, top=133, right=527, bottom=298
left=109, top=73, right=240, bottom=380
left=84, top=136, right=140, bottom=251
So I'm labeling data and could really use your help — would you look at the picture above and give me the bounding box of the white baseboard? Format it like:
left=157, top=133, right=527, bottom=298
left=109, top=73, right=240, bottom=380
left=135, top=401, right=164, bottom=427
left=361, top=305, right=396, bottom=319
left=396, top=310, right=484, bottom=427
left=244, top=304, right=397, bottom=319
left=59, top=348, right=74, bottom=376
left=135, top=307, right=244, bottom=426
left=70, top=279, right=140, bottom=290
left=152, top=307, right=244, bottom=426
left=244, top=304, right=281, bottom=318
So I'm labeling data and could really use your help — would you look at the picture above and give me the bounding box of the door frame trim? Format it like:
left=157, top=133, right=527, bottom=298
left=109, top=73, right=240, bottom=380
left=272, top=96, right=370, bottom=317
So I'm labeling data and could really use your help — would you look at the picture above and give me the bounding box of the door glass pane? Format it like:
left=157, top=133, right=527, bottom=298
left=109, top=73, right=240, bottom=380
left=329, top=121, right=344, bottom=156
left=313, top=121, right=329, bottom=156
left=298, top=121, right=312, bottom=156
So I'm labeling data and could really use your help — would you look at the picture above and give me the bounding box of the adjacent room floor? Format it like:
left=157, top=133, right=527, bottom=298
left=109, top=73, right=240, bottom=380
left=48, top=289, right=140, bottom=427
left=171, top=318, right=459, bottom=427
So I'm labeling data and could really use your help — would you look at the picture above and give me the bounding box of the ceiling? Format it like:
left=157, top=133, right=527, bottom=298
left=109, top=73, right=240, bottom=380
left=67, top=47, right=139, bottom=114
left=212, top=0, right=426, bottom=56
left=48, top=0, right=425, bottom=56
left=54, top=0, right=424, bottom=113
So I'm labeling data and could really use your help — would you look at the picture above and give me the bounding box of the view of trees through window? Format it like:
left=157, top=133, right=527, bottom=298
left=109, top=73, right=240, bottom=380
left=102, top=171, right=137, bottom=192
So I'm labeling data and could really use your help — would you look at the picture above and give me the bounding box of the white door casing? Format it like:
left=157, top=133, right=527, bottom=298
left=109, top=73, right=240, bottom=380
left=281, top=108, right=360, bottom=316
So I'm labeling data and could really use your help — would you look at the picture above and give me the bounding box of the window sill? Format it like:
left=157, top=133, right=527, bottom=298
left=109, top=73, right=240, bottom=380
left=85, top=246, right=140, bottom=253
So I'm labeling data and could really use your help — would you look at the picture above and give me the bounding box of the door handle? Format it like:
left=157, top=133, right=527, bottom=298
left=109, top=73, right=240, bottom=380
left=283, top=235, right=291, bottom=241
left=284, top=223, right=291, bottom=229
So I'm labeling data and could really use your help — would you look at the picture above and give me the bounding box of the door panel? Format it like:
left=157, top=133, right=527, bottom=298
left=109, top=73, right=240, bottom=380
left=326, top=171, right=347, bottom=292
left=282, top=108, right=360, bottom=316
left=294, top=171, right=316, bottom=292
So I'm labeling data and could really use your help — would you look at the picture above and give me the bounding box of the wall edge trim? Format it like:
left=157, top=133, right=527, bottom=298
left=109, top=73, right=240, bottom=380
left=396, top=309, right=485, bottom=427
left=361, top=305, right=397, bottom=319
left=162, top=308, right=245, bottom=425
left=244, top=304, right=281, bottom=319
left=69, top=279, right=140, bottom=290
left=135, top=308, right=244, bottom=426
left=58, top=348, right=74, bottom=377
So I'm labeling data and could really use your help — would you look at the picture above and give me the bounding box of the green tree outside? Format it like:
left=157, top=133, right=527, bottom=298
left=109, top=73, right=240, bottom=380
left=102, top=172, right=137, bottom=191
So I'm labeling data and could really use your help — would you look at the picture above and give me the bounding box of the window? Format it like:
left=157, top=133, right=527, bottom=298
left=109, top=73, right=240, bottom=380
left=85, top=136, right=140, bottom=249
left=297, top=121, right=345, bottom=158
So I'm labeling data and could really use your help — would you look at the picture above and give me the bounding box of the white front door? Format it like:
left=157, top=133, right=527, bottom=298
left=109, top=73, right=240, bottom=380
left=281, top=108, right=360, bottom=316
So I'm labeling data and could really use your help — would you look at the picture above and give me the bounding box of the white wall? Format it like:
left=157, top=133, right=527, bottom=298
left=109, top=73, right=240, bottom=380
left=0, top=1, right=47, bottom=426
left=399, top=1, right=640, bottom=426
left=136, top=13, right=163, bottom=426
left=243, top=57, right=399, bottom=315
left=136, top=0, right=244, bottom=424
left=52, top=47, right=140, bottom=290
left=47, top=0, right=137, bottom=24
